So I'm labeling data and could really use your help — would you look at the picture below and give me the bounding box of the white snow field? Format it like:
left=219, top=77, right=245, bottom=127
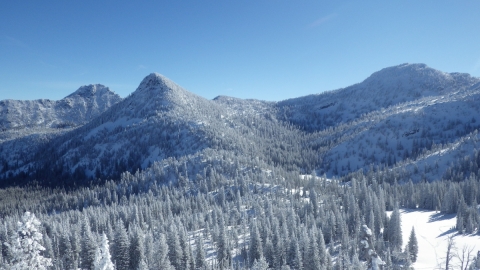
left=400, top=209, right=480, bottom=269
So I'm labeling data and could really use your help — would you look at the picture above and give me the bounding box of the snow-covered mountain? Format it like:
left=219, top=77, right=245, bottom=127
left=0, top=84, right=121, bottom=142
left=278, top=63, right=479, bottom=131
left=2, top=64, right=480, bottom=187
left=276, top=63, right=480, bottom=181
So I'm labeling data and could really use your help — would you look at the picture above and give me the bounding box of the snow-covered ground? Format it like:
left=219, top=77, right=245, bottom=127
left=400, top=209, right=480, bottom=269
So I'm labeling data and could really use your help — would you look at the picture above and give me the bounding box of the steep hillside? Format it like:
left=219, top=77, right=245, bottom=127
left=316, top=82, right=480, bottom=179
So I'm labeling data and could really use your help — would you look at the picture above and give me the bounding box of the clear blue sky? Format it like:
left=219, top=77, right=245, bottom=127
left=1, top=1, right=480, bottom=101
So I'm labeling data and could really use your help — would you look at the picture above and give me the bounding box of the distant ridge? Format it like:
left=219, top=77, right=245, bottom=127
left=0, top=84, right=121, bottom=132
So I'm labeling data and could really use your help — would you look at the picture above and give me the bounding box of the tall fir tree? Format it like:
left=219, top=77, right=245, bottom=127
left=4, top=212, right=52, bottom=270
left=113, top=221, right=130, bottom=270
left=407, top=227, right=418, bottom=263
left=81, top=219, right=97, bottom=270
left=306, top=234, right=322, bottom=270
left=249, top=221, right=263, bottom=267
left=167, top=223, right=183, bottom=270
left=287, top=238, right=302, bottom=270
left=217, top=224, right=231, bottom=269
left=129, top=227, right=145, bottom=270
left=195, top=235, right=206, bottom=269
left=388, top=207, right=403, bottom=251
left=59, top=231, right=75, bottom=269
left=154, top=233, right=173, bottom=270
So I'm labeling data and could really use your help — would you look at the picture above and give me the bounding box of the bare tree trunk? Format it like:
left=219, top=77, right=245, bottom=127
left=444, top=236, right=455, bottom=270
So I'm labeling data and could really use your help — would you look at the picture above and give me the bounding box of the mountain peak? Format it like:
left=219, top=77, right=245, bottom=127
left=116, top=73, right=210, bottom=120
left=0, top=84, right=122, bottom=133
left=363, top=63, right=450, bottom=84
left=132, top=73, right=199, bottom=107
left=66, top=84, right=117, bottom=99
left=137, top=73, right=176, bottom=92
left=361, top=63, right=479, bottom=95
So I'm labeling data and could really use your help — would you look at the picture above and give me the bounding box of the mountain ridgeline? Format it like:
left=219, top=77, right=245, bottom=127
left=0, top=84, right=121, bottom=133
left=1, top=64, right=480, bottom=187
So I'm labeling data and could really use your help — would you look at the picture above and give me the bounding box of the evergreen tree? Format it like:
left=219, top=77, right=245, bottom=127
left=41, top=234, right=53, bottom=268
left=81, top=219, right=97, bottom=270
left=217, top=224, right=231, bottom=269
left=195, top=235, right=206, bottom=269
left=59, top=231, right=75, bottom=269
left=70, top=230, right=81, bottom=269
left=4, top=211, right=52, bottom=269
left=113, top=221, right=130, bottom=270
left=316, top=228, right=328, bottom=267
left=406, top=227, right=418, bottom=263
left=388, top=207, right=402, bottom=251
left=144, top=231, right=155, bottom=268
left=249, top=221, right=263, bottom=266
left=129, top=228, right=145, bottom=270
left=263, top=236, right=274, bottom=269
left=154, top=233, right=173, bottom=270
left=384, top=248, right=392, bottom=270
left=251, top=255, right=269, bottom=270
left=287, top=238, right=302, bottom=269
left=93, top=233, right=114, bottom=270
left=179, top=227, right=193, bottom=270
left=167, top=223, right=183, bottom=270
left=306, top=234, right=322, bottom=270
left=404, top=248, right=412, bottom=269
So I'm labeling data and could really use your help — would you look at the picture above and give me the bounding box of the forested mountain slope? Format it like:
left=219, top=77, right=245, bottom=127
left=278, top=63, right=479, bottom=131
left=1, top=64, right=480, bottom=187
left=0, top=73, right=316, bottom=186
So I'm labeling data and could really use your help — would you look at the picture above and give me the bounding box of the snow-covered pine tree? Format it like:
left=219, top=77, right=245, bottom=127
left=387, top=206, right=402, bottom=251
left=59, top=231, right=75, bottom=269
left=179, top=226, right=194, bottom=270
left=167, top=223, right=183, bottom=270
left=70, top=230, right=81, bottom=269
left=316, top=228, right=327, bottom=267
left=113, top=221, right=130, bottom=270
left=287, top=237, right=302, bottom=269
left=144, top=231, right=155, bottom=267
left=305, top=234, right=322, bottom=270
left=404, top=248, right=412, bottom=269
left=217, top=223, right=231, bottom=269
left=93, top=233, right=114, bottom=270
left=81, top=218, right=97, bottom=270
left=263, top=236, right=274, bottom=269
left=249, top=221, right=263, bottom=267
left=4, top=211, right=52, bottom=269
left=407, top=227, right=418, bottom=262
left=195, top=235, right=206, bottom=269
left=151, top=233, right=173, bottom=270
left=251, top=255, right=269, bottom=270
left=129, top=227, right=145, bottom=270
